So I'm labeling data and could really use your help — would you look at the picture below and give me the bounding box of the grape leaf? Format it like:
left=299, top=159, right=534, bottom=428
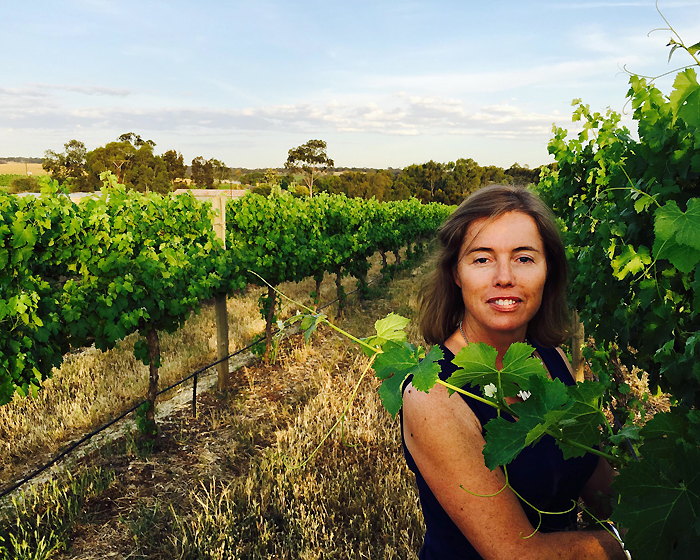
left=637, top=410, right=689, bottom=461
left=373, top=341, right=442, bottom=418
left=612, top=244, right=651, bottom=280
left=362, top=313, right=410, bottom=353
left=611, top=444, right=700, bottom=560
left=482, top=375, right=570, bottom=469
left=609, top=425, right=641, bottom=446
left=410, top=345, right=443, bottom=393
left=554, top=381, right=606, bottom=459
left=669, top=68, right=700, bottom=128
left=449, top=342, right=547, bottom=398
left=482, top=416, right=534, bottom=470
left=652, top=234, right=700, bottom=274
left=655, top=199, right=700, bottom=249
left=299, top=313, right=327, bottom=342
left=373, top=341, right=418, bottom=381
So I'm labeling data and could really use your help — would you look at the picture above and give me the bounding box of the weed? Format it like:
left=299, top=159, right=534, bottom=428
left=0, top=467, right=114, bottom=560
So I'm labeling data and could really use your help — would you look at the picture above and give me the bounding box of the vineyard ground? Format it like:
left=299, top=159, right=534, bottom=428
left=1, top=247, right=431, bottom=559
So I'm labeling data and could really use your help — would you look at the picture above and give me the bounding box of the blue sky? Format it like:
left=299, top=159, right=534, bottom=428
left=2, top=0, right=699, bottom=168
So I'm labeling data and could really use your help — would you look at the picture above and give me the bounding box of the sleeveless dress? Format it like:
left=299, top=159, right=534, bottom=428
left=400, top=340, right=600, bottom=560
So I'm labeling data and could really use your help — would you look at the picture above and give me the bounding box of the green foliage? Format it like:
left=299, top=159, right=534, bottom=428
left=0, top=178, right=80, bottom=403
left=285, top=139, right=334, bottom=197
left=42, top=139, right=88, bottom=189
left=191, top=156, right=215, bottom=188
left=62, top=173, right=227, bottom=354
left=226, top=192, right=450, bottom=356
left=0, top=178, right=445, bottom=403
left=0, top=468, right=114, bottom=560
left=8, top=176, right=41, bottom=193
left=449, top=342, right=548, bottom=398
left=162, top=149, right=187, bottom=184
left=535, top=47, right=700, bottom=558
left=0, top=172, right=244, bottom=405
left=136, top=401, right=156, bottom=436
left=0, top=174, right=23, bottom=188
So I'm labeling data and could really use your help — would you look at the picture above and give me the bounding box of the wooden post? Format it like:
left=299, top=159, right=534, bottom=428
left=211, top=196, right=229, bottom=391
left=145, top=324, right=160, bottom=437
left=263, top=285, right=276, bottom=363
left=571, top=310, right=585, bottom=382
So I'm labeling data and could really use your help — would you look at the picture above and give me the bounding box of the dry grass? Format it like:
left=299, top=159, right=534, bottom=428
left=172, top=342, right=424, bottom=559
left=0, top=162, right=47, bottom=175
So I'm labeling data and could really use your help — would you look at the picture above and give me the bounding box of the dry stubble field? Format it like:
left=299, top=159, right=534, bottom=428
left=0, top=162, right=47, bottom=175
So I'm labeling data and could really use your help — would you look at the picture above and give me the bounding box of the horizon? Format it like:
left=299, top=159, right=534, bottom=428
left=3, top=1, right=700, bottom=169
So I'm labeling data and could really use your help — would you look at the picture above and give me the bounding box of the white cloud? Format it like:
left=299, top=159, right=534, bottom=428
left=29, top=84, right=132, bottom=97
left=0, top=90, right=565, bottom=143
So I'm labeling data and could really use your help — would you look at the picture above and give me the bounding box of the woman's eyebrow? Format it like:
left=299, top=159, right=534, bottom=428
left=513, top=246, right=541, bottom=252
left=466, top=245, right=541, bottom=254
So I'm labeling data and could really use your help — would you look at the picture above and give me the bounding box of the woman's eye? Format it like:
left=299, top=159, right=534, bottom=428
left=474, top=257, right=489, bottom=264
left=516, top=255, right=534, bottom=263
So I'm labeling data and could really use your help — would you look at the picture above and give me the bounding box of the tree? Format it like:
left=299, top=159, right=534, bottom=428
left=263, top=168, right=279, bottom=187
left=505, top=162, right=540, bottom=185
left=162, top=150, right=187, bottom=184
left=42, top=139, right=89, bottom=190
left=443, top=158, right=483, bottom=203
left=191, top=156, right=215, bottom=188
left=285, top=139, right=334, bottom=197
left=82, top=134, right=170, bottom=193
left=118, top=132, right=156, bottom=149
left=210, top=159, right=230, bottom=184
left=423, top=160, right=444, bottom=198
left=481, top=165, right=509, bottom=185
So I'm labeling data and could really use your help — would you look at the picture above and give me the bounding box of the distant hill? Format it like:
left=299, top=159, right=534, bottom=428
left=0, top=157, right=43, bottom=164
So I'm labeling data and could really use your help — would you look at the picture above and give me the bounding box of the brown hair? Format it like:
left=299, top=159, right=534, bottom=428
left=419, top=185, right=570, bottom=347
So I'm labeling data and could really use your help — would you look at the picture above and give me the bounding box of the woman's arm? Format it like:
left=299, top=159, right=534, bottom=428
left=402, top=382, right=627, bottom=560
left=580, top=457, right=617, bottom=521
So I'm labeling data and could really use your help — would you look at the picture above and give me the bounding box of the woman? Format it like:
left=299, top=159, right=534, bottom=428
left=401, top=185, right=627, bottom=560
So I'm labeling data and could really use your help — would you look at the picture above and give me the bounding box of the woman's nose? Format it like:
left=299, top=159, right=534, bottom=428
left=493, top=261, right=514, bottom=287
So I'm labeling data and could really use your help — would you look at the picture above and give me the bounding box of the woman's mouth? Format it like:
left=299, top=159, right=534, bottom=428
left=487, top=297, right=522, bottom=310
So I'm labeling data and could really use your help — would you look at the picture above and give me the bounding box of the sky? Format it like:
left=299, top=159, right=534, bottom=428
left=2, top=0, right=700, bottom=169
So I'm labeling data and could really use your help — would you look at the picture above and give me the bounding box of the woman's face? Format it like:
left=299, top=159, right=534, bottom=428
left=454, top=211, right=548, bottom=345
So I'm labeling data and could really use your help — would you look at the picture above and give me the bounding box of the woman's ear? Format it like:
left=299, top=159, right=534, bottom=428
left=453, top=267, right=462, bottom=289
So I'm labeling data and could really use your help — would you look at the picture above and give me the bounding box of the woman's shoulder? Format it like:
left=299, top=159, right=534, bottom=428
left=435, top=343, right=460, bottom=382
left=530, top=340, right=576, bottom=385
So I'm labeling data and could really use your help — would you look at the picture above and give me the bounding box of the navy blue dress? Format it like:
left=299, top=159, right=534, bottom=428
left=400, top=341, right=600, bottom=560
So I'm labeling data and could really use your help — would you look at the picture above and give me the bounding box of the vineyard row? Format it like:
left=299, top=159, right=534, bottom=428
left=0, top=173, right=453, bottom=409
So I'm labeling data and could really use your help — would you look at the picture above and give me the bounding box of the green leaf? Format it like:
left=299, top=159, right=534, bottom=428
left=555, top=381, right=606, bottom=459
left=609, top=425, right=641, bottom=446
left=653, top=234, right=700, bottom=274
left=449, top=342, right=546, bottom=398
left=655, top=199, right=700, bottom=250
left=411, top=345, right=443, bottom=393
left=612, top=245, right=652, bottom=280
left=482, top=416, right=533, bottom=469
left=300, top=313, right=327, bottom=342
left=373, top=342, right=442, bottom=417
left=669, top=68, right=700, bottom=127
left=611, top=445, right=700, bottom=560
left=482, top=376, right=570, bottom=469
left=362, top=313, right=410, bottom=351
